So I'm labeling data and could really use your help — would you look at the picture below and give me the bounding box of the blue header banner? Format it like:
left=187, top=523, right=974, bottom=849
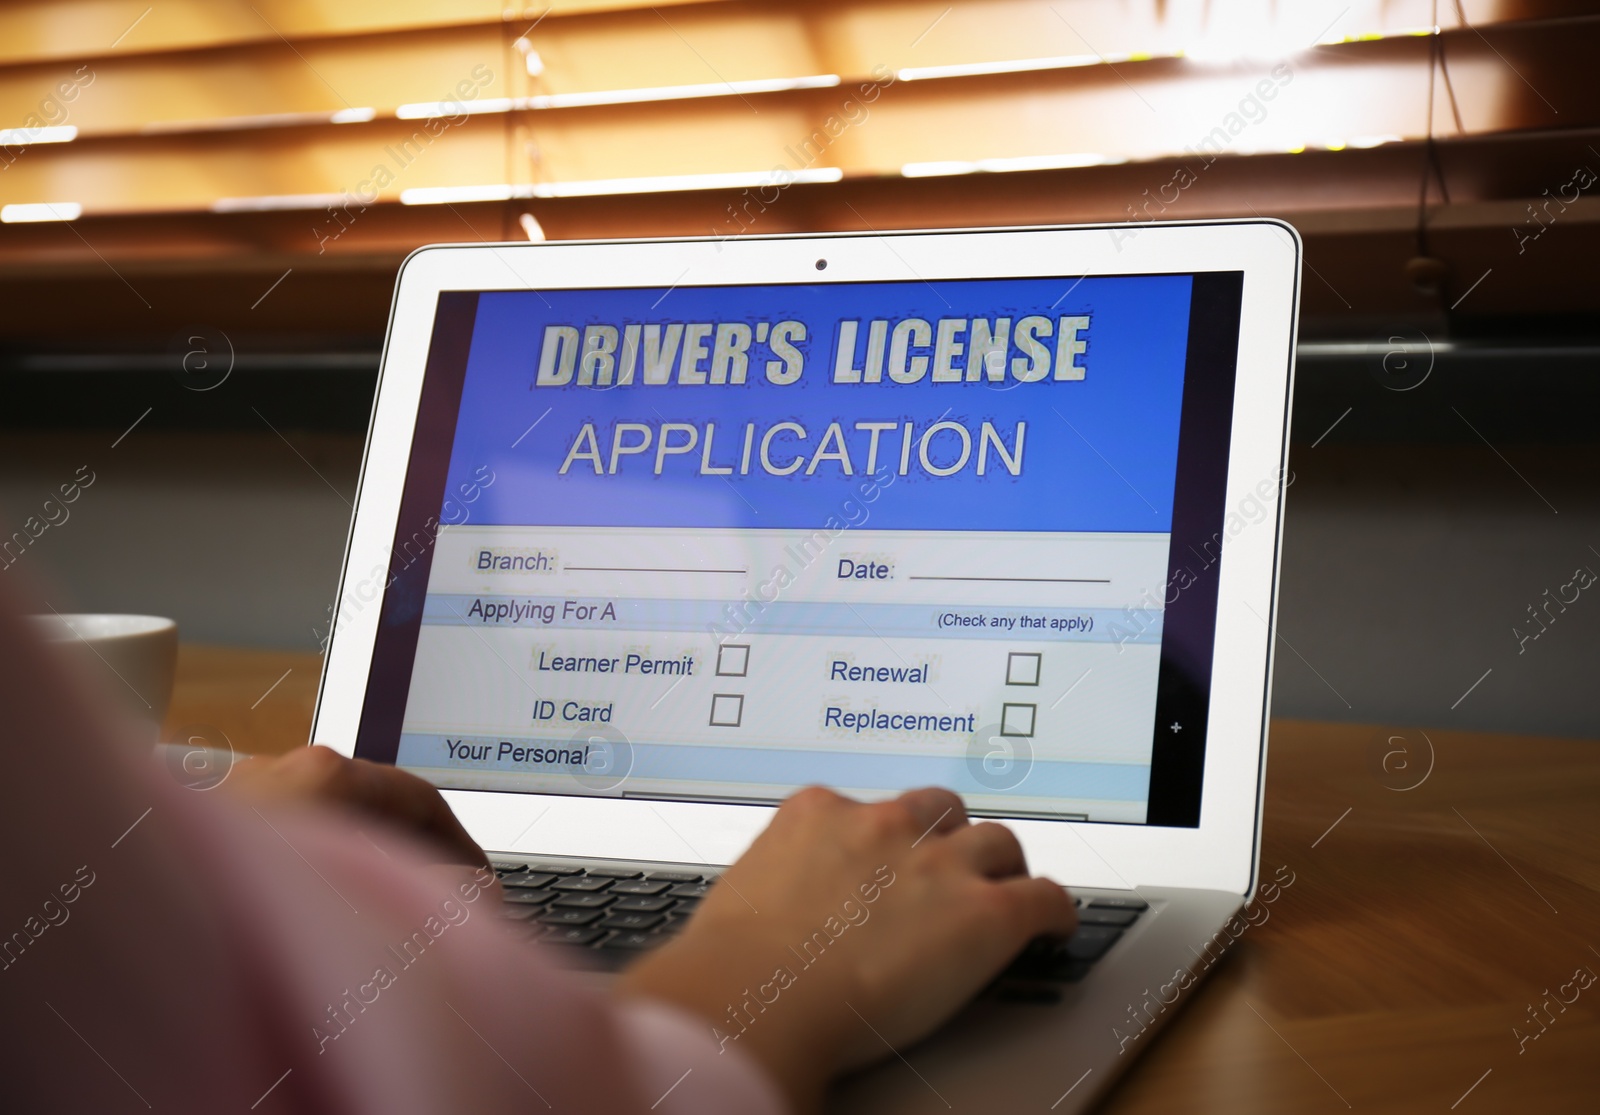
left=442, top=274, right=1193, bottom=532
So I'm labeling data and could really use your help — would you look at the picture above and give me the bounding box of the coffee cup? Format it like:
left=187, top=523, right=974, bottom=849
left=29, top=614, right=178, bottom=742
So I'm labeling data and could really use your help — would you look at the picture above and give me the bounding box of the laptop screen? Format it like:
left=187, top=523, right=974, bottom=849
left=353, top=270, right=1246, bottom=827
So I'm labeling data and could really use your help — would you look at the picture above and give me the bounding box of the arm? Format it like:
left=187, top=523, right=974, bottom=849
left=0, top=584, right=772, bottom=1114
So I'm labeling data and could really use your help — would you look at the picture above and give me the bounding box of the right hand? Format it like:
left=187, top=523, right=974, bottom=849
left=618, top=786, right=1077, bottom=1112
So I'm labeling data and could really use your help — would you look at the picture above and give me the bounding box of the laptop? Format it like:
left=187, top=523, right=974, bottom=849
left=313, top=220, right=1299, bottom=1111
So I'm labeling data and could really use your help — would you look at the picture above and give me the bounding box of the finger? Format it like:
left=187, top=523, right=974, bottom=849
left=223, top=747, right=344, bottom=800
left=310, top=751, right=486, bottom=863
left=895, top=787, right=968, bottom=842
left=782, top=785, right=849, bottom=814
left=993, top=875, right=1078, bottom=941
left=228, top=749, right=489, bottom=868
left=330, top=758, right=490, bottom=869
left=943, top=821, right=1028, bottom=878
left=265, top=745, right=345, bottom=789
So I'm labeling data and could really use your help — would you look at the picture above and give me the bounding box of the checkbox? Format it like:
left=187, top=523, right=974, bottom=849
left=716, top=643, right=750, bottom=677
left=709, top=693, right=745, bottom=728
left=1000, top=702, right=1036, bottom=738
left=1006, top=652, right=1042, bottom=686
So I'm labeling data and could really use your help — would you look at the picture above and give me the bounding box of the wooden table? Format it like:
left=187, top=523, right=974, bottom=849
left=164, top=644, right=325, bottom=760
left=169, top=647, right=1600, bottom=1113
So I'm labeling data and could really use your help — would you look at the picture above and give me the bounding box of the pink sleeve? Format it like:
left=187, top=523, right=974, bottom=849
left=0, top=578, right=783, bottom=1115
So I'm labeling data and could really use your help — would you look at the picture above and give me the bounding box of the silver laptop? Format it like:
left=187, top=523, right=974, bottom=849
left=313, top=221, right=1299, bottom=1111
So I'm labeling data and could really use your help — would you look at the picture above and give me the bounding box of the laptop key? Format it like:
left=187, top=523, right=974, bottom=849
left=1004, top=939, right=1061, bottom=977
left=501, top=873, right=558, bottom=890
left=1054, top=960, right=1093, bottom=982
left=551, top=876, right=612, bottom=892
left=646, top=871, right=703, bottom=883
left=599, top=912, right=665, bottom=931
left=540, top=908, right=604, bottom=926
left=995, top=981, right=1063, bottom=1005
left=1014, top=959, right=1092, bottom=985
left=1088, top=895, right=1149, bottom=911
left=529, top=863, right=586, bottom=876
left=609, top=879, right=671, bottom=896
left=1078, top=907, right=1140, bottom=927
left=1064, top=926, right=1123, bottom=961
left=501, top=888, right=556, bottom=905
left=611, top=896, right=674, bottom=913
left=551, top=893, right=615, bottom=909
left=498, top=905, right=543, bottom=921
left=584, top=867, right=644, bottom=879
left=1002, top=940, right=1093, bottom=982
left=491, top=860, right=528, bottom=873
left=600, top=930, right=665, bottom=950
left=541, top=926, right=605, bottom=946
left=667, top=882, right=710, bottom=899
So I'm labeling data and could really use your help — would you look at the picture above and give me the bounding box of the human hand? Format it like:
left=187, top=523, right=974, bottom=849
left=618, top=786, right=1076, bottom=1112
left=224, top=745, right=490, bottom=870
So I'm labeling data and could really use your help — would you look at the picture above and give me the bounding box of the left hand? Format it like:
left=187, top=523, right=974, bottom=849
left=224, top=745, right=490, bottom=869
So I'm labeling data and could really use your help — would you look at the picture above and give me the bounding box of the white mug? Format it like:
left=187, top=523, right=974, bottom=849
left=29, top=614, right=178, bottom=741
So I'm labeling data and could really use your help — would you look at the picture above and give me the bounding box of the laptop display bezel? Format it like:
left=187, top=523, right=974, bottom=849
left=312, top=222, right=1298, bottom=898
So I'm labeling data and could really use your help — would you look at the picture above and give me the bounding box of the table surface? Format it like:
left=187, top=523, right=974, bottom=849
left=168, top=645, right=1600, bottom=1114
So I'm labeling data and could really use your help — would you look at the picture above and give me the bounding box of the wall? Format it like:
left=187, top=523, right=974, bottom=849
left=4, top=431, right=1594, bottom=740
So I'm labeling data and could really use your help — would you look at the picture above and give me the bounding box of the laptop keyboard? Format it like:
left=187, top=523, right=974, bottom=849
left=496, top=859, right=1148, bottom=985
left=997, top=896, right=1148, bottom=986
left=495, top=861, right=703, bottom=960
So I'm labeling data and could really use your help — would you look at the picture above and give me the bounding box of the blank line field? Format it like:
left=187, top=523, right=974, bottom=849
left=908, top=575, right=1110, bottom=584
left=565, top=566, right=748, bottom=574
